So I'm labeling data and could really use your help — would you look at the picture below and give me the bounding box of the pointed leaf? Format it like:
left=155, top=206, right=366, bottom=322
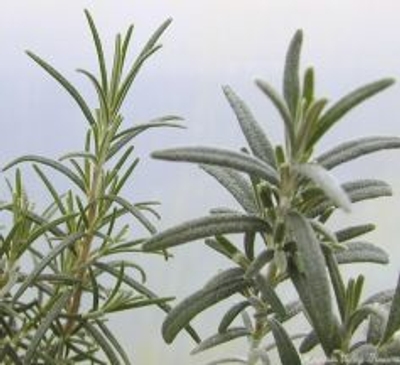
left=201, top=165, right=258, bottom=214
left=218, top=301, right=251, bottom=333
left=295, top=163, right=351, bottom=212
left=162, top=279, right=250, bottom=343
left=3, top=155, right=85, bottom=192
left=255, top=275, right=287, bottom=318
left=309, top=78, right=395, bottom=146
left=24, top=290, right=72, bottom=364
left=245, top=249, right=274, bottom=279
left=334, top=241, right=389, bottom=265
left=382, top=273, right=400, bottom=344
left=152, top=147, right=279, bottom=185
left=267, top=318, right=302, bottom=365
left=317, top=136, right=400, bottom=170
left=255, top=79, right=294, bottom=146
left=223, top=85, right=276, bottom=168
left=14, top=232, right=85, bottom=302
left=335, top=223, right=376, bottom=243
left=142, top=213, right=271, bottom=251
left=26, top=51, right=96, bottom=126
left=191, top=327, right=250, bottom=355
left=283, top=30, right=303, bottom=117
left=343, top=179, right=392, bottom=202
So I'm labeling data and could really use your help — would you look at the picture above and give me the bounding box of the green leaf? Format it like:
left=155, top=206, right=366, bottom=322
left=218, top=301, right=251, bottom=333
left=334, top=241, right=389, bottom=265
left=255, top=79, right=294, bottom=147
left=295, top=163, right=351, bottom=212
left=283, top=30, right=303, bottom=118
left=100, top=194, right=156, bottom=234
left=81, top=320, right=123, bottom=365
left=201, top=165, right=258, bottom=214
left=302, top=67, right=314, bottom=107
left=14, top=232, right=85, bottom=302
left=162, top=278, right=250, bottom=343
left=24, top=290, right=72, bottom=365
left=335, top=223, right=375, bottom=243
left=191, top=327, right=250, bottom=355
left=152, top=147, right=279, bottom=185
left=94, top=261, right=201, bottom=343
left=317, top=136, right=400, bottom=170
left=84, top=9, right=108, bottom=96
left=299, top=330, right=319, bottom=353
left=204, top=359, right=247, bottom=365
left=26, top=51, right=96, bottom=126
left=286, top=211, right=339, bottom=355
left=309, top=78, right=395, bottom=147
left=245, top=249, right=274, bottom=279
left=4, top=155, right=86, bottom=192
left=267, top=318, right=302, bottom=365
left=255, top=275, right=287, bottom=318
left=203, top=267, right=245, bottom=291
left=382, top=273, right=400, bottom=344
left=142, top=213, right=271, bottom=251
left=223, top=85, right=277, bottom=168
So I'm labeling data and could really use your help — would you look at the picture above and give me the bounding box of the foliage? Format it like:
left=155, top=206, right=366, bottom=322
left=143, top=30, right=400, bottom=364
left=0, top=10, right=199, bottom=364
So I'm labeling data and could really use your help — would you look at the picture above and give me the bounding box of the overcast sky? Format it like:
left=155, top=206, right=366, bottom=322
left=2, top=1, right=400, bottom=363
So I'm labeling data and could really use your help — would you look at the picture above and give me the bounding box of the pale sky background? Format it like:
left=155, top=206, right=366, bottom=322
left=2, top=1, right=400, bottom=364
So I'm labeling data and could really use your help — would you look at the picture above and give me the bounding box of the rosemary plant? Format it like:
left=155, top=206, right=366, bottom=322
left=0, top=10, right=198, bottom=364
left=143, top=30, right=400, bottom=364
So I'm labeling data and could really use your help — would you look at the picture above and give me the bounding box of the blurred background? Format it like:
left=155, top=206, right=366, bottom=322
left=2, top=1, right=400, bottom=363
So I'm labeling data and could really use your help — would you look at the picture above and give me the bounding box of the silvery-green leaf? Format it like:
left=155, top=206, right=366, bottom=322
left=382, top=273, right=400, bottom=344
left=267, top=318, right=302, bottom=365
left=223, top=86, right=277, bottom=168
left=349, top=343, right=377, bottom=363
left=203, top=267, right=245, bottom=291
left=152, top=147, right=279, bottom=185
left=316, top=136, right=400, bottom=170
left=364, top=290, right=395, bottom=306
left=335, top=223, right=376, bottom=243
left=295, top=163, right=351, bottom=212
left=191, top=327, right=250, bottom=355
left=142, top=213, right=271, bottom=251
left=245, top=249, right=274, bottom=279
left=334, top=241, right=389, bottom=265
left=299, top=330, right=318, bottom=353
left=255, top=79, right=294, bottom=147
left=201, top=165, right=258, bottom=214
left=343, top=179, right=392, bottom=202
left=283, top=30, right=303, bottom=118
left=308, top=78, right=395, bottom=147
left=287, top=212, right=339, bottom=355
left=367, top=305, right=388, bottom=344
left=218, top=301, right=251, bottom=333
left=255, top=275, right=287, bottom=318
left=162, top=279, right=250, bottom=344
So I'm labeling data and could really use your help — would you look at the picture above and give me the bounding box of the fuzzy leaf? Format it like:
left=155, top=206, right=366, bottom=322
left=283, top=30, right=303, bottom=117
left=142, top=213, right=271, bottom=251
left=152, top=147, right=279, bottom=185
left=223, top=86, right=277, bottom=168
left=287, top=211, right=339, bottom=355
left=255, top=275, right=287, bottom=318
left=382, top=273, right=400, bottom=344
left=309, top=78, right=395, bottom=146
left=267, top=318, right=302, bottom=365
left=162, top=279, right=250, bottom=343
left=218, top=301, right=251, bottom=333
left=335, top=223, right=376, bottom=243
left=203, top=267, right=245, bottom=291
left=201, top=165, right=258, bottom=214
left=245, top=249, right=274, bottom=279
left=299, top=330, right=319, bottom=353
left=295, top=163, right=351, bottom=212
left=317, top=136, right=400, bottom=170
left=255, top=79, right=294, bottom=146
left=191, top=327, right=250, bottom=355
left=334, top=241, right=389, bottom=265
